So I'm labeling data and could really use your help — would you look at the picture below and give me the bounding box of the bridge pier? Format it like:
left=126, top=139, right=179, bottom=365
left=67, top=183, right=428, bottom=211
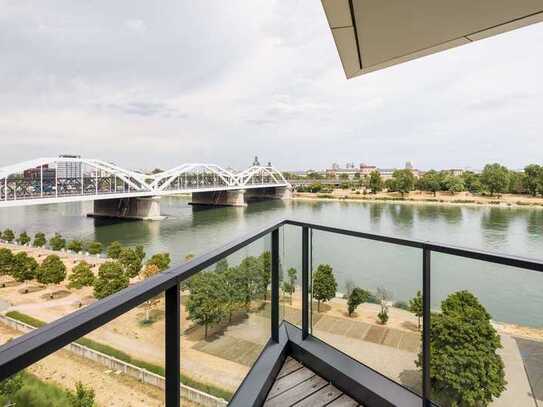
left=88, top=196, right=164, bottom=220
left=244, top=186, right=292, bottom=202
left=190, top=186, right=292, bottom=207
left=190, top=189, right=247, bottom=207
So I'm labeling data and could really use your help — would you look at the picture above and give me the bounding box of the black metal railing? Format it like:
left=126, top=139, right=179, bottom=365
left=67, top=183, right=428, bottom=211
left=1, top=218, right=542, bottom=407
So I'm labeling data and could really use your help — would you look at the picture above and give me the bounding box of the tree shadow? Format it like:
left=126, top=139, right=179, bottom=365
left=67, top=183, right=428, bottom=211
left=398, top=369, right=422, bottom=394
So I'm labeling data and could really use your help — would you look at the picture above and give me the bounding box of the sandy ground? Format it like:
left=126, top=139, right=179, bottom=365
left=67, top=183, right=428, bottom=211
left=294, top=190, right=543, bottom=209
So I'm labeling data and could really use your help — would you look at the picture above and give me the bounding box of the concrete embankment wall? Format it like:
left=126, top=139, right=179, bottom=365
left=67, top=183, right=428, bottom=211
left=0, top=315, right=228, bottom=407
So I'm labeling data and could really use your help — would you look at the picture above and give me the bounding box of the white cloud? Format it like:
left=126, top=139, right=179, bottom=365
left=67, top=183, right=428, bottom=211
left=0, top=0, right=542, bottom=171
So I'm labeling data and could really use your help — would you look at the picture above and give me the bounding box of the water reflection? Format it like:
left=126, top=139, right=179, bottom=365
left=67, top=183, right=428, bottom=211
left=387, top=204, right=414, bottom=229
left=481, top=207, right=511, bottom=232
left=416, top=205, right=462, bottom=223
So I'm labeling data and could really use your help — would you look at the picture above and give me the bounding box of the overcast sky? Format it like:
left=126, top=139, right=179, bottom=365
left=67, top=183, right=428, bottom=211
left=0, top=1, right=542, bottom=172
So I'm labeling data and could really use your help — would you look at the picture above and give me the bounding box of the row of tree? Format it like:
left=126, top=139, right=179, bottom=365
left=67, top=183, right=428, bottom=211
left=296, top=163, right=543, bottom=197
left=0, top=244, right=171, bottom=302
left=0, top=229, right=104, bottom=255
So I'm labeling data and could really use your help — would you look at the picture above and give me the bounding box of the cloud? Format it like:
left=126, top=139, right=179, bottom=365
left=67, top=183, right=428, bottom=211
left=0, top=1, right=542, bottom=172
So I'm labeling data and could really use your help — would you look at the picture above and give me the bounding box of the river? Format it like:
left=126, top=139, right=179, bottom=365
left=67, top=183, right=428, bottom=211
left=1, top=197, right=542, bottom=327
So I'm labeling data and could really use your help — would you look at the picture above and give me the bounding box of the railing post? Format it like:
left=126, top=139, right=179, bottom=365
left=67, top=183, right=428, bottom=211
left=271, top=228, right=280, bottom=342
left=422, top=248, right=431, bottom=406
left=165, top=283, right=180, bottom=407
left=302, top=226, right=309, bottom=339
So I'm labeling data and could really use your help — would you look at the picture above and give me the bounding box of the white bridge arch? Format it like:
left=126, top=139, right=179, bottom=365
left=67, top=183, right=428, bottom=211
left=0, top=157, right=290, bottom=208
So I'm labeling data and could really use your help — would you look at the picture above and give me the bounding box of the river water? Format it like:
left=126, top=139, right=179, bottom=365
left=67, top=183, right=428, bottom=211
left=1, top=197, right=542, bottom=327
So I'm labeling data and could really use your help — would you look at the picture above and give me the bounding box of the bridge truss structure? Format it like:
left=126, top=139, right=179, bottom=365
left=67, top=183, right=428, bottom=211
left=0, top=157, right=290, bottom=207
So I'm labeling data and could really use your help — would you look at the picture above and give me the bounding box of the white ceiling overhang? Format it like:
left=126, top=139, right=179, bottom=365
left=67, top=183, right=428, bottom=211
left=322, top=0, right=543, bottom=78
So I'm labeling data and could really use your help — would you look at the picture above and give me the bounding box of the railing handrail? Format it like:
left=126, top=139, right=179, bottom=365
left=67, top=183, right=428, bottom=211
left=1, top=217, right=543, bottom=386
left=284, top=219, right=543, bottom=272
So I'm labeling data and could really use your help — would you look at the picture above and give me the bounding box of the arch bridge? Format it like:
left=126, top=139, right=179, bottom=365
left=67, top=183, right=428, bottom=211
left=0, top=157, right=291, bottom=218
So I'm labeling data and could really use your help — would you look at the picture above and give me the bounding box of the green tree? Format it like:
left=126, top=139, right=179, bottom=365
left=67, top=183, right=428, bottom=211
left=135, top=245, right=145, bottom=262
left=481, top=163, right=509, bottom=196
left=462, top=171, right=483, bottom=194
left=93, top=261, right=129, bottom=299
left=66, top=381, right=96, bottom=407
left=186, top=271, right=226, bottom=338
left=12, top=252, right=38, bottom=292
left=508, top=171, right=526, bottom=194
left=0, top=372, right=23, bottom=405
left=68, top=261, right=95, bottom=289
left=0, top=248, right=14, bottom=282
left=214, top=259, right=228, bottom=274
left=17, top=231, right=31, bottom=246
left=443, top=175, right=465, bottom=195
left=119, top=247, right=143, bottom=278
left=107, top=241, right=123, bottom=259
left=369, top=170, right=383, bottom=194
left=2, top=228, right=15, bottom=243
left=86, top=241, right=102, bottom=255
left=140, top=264, right=161, bottom=322
left=146, top=253, right=171, bottom=271
left=237, top=256, right=261, bottom=310
left=418, top=291, right=506, bottom=406
left=418, top=170, right=442, bottom=196
left=67, top=240, right=83, bottom=253
left=312, top=264, right=337, bottom=312
left=36, top=255, right=67, bottom=298
left=523, top=164, right=542, bottom=196
left=49, top=233, right=66, bottom=251
left=221, top=266, right=247, bottom=322
left=258, top=251, right=271, bottom=300
left=392, top=169, right=415, bottom=197
left=282, top=267, right=297, bottom=304
left=409, top=290, right=423, bottom=330
left=347, top=287, right=369, bottom=316
left=33, top=232, right=47, bottom=248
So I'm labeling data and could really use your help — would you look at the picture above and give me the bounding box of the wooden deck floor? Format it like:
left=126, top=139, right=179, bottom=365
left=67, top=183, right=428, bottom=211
left=264, top=357, right=362, bottom=407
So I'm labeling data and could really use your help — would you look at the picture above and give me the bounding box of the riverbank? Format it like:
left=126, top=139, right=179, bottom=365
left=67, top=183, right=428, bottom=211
left=293, top=190, right=543, bottom=209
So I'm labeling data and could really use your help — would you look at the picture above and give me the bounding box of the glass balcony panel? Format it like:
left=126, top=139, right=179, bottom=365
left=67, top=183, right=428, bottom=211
left=0, top=310, right=166, bottom=406
left=181, top=233, right=272, bottom=402
left=431, top=252, right=543, bottom=406
left=310, top=229, right=423, bottom=395
left=279, top=224, right=303, bottom=328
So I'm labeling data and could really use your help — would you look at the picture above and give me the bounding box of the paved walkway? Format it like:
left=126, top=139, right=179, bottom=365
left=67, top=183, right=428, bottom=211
left=515, top=337, right=543, bottom=407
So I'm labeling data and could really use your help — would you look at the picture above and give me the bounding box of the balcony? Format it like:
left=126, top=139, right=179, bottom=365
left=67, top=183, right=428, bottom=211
left=1, top=219, right=542, bottom=406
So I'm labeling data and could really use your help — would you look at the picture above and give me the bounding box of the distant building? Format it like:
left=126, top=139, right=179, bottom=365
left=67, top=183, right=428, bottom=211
left=359, top=163, right=377, bottom=176
left=448, top=168, right=464, bottom=177
left=57, top=154, right=82, bottom=179
left=253, top=156, right=260, bottom=166
left=23, top=165, right=55, bottom=180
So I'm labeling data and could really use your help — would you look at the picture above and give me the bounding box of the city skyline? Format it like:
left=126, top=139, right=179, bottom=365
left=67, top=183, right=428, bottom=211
left=0, top=1, right=542, bottom=171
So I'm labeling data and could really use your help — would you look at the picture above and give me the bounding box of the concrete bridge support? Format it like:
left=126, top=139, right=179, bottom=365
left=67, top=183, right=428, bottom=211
left=244, top=186, right=292, bottom=202
left=190, top=186, right=292, bottom=207
left=89, top=196, right=164, bottom=220
left=190, top=190, right=247, bottom=207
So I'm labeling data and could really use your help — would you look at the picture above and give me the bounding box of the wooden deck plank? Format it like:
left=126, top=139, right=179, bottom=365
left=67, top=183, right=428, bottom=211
left=264, top=375, right=328, bottom=407
left=326, top=393, right=359, bottom=406
left=266, top=367, right=315, bottom=400
left=292, top=383, right=343, bottom=406
left=276, top=357, right=303, bottom=379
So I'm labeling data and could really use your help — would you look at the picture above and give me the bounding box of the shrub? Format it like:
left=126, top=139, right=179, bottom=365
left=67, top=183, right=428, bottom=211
left=49, top=233, right=66, bottom=251
left=68, top=261, right=95, bottom=289
left=33, top=232, right=47, bottom=248
left=2, top=229, right=15, bottom=243
left=67, top=240, right=83, bottom=253
left=377, top=309, right=389, bottom=325
left=107, top=241, right=123, bottom=259
left=86, top=241, right=103, bottom=255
